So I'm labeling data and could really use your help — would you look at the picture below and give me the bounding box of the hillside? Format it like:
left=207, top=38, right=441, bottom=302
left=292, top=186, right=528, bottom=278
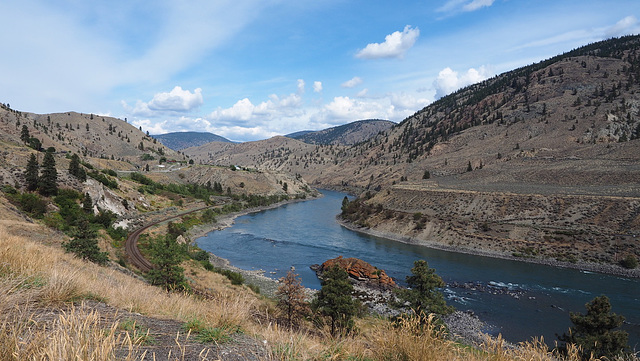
left=154, top=131, right=232, bottom=151
left=286, top=119, right=395, bottom=145
left=184, top=35, right=640, bottom=270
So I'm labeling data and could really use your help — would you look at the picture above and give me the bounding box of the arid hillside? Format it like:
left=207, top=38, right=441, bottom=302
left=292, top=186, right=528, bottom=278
left=184, top=36, right=640, bottom=270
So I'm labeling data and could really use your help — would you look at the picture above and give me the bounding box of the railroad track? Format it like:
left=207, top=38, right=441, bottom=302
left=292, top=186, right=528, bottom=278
left=125, top=206, right=212, bottom=272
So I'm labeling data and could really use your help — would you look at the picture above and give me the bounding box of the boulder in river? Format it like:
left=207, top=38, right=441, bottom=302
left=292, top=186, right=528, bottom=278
left=313, top=256, right=396, bottom=289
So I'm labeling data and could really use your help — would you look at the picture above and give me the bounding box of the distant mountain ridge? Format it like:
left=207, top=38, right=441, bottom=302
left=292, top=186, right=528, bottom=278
left=286, top=119, right=395, bottom=145
left=154, top=131, right=231, bottom=151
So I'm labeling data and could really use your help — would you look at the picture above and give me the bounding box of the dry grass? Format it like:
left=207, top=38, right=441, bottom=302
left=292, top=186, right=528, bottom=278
left=1, top=222, right=637, bottom=361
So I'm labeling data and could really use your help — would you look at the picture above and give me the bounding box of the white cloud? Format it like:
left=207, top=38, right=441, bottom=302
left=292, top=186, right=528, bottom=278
left=297, top=79, right=305, bottom=94
left=356, top=26, right=420, bottom=60
left=123, top=86, right=203, bottom=116
left=356, top=88, right=369, bottom=97
left=462, top=0, right=495, bottom=12
left=433, top=66, right=492, bottom=99
left=438, top=0, right=495, bottom=13
left=605, top=16, right=639, bottom=38
left=342, top=76, right=363, bottom=88
left=313, top=81, right=323, bottom=93
left=147, top=86, right=203, bottom=111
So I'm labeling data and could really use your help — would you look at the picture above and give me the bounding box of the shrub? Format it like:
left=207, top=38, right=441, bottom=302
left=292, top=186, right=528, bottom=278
left=620, top=254, right=638, bottom=269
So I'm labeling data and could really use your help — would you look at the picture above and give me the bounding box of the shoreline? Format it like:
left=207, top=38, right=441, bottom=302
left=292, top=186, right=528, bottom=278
left=183, top=195, right=512, bottom=346
left=187, top=195, right=323, bottom=298
left=336, top=217, right=640, bottom=279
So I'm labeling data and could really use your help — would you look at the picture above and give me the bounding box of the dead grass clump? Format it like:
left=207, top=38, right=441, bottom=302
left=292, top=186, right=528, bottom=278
left=0, top=305, right=143, bottom=361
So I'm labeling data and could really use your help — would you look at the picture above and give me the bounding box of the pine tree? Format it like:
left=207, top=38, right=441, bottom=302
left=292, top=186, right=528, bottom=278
left=396, top=260, right=454, bottom=315
left=62, top=218, right=108, bottom=265
left=557, top=295, right=629, bottom=360
left=25, top=153, right=40, bottom=191
left=147, top=235, right=188, bottom=291
left=82, top=192, right=93, bottom=214
left=68, top=153, right=86, bottom=182
left=276, top=268, right=310, bottom=328
left=20, top=125, right=30, bottom=144
left=312, top=265, right=358, bottom=336
left=39, top=149, right=58, bottom=196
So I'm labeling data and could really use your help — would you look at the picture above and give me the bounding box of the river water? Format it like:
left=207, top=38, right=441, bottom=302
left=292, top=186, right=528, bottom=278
left=197, top=190, right=639, bottom=346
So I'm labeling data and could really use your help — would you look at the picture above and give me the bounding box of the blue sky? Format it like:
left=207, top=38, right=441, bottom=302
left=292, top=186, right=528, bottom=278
left=2, top=0, right=640, bottom=142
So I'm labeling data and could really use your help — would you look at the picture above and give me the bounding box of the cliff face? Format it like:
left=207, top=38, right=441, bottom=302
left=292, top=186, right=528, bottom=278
left=318, top=256, right=396, bottom=288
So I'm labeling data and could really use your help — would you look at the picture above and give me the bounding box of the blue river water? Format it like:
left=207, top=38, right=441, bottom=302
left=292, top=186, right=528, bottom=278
left=197, top=189, right=639, bottom=346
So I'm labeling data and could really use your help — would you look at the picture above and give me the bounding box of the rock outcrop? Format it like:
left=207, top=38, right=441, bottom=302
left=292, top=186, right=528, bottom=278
left=313, top=256, right=396, bottom=288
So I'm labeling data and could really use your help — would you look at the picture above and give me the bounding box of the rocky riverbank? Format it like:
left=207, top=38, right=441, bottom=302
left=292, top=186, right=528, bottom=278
left=336, top=217, right=640, bottom=279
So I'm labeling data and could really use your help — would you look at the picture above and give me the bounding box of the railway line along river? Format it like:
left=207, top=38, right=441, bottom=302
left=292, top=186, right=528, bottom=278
left=196, top=189, right=639, bottom=347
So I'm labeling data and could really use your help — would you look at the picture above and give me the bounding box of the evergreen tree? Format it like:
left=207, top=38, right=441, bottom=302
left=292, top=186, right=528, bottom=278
left=20, top=125, right=30, bottom=144
left=146, top=235, right=188, bottom=291
left=68, top=153, right=86, bottom=181
left=422, top=170, right=431, bottom=179
left=396, top=260, right=454, bottom=315
left=466, top=161, right=473, bottom=172
left=557, top=295, right=629, bottom=360
left=312, top=265, right=358, bottom=336
left=82, top=192, right=93, bottom=214
left=39, top=149, right=58, bottom=196
left=25, top=153, right=40, bottom=191
left=276, top=268, right=310, bottom=328
left=62, top=218, right=108, bottom=265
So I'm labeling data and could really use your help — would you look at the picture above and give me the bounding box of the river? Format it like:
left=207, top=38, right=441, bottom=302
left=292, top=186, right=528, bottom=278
left=196, top=189, right=639, bottom=346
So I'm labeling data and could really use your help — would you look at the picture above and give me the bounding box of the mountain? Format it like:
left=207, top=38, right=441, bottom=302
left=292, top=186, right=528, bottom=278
left=183, top=35, right=640, bottom=269
left=153, top=131, right=231, bottom=151
left=286, top=119, right=395, bottom=145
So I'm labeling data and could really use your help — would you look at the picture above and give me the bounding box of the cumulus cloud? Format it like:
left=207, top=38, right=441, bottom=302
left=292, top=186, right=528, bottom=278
left=342, top=76, right=363, bottom=88
left=313, top=81, right=323, bottom=93
left=605, top=16, right=639, bottom=38
left=297, top=79, right=305, bottom=94
left=148, top=86, right=203, bottom=111
left=433, top=66, right=492, bottom=99
left=124, top=86, right=203, bottom=116
left=356, top=26, right=420, bottom=59
left=208, top=92, right=303, bottom=126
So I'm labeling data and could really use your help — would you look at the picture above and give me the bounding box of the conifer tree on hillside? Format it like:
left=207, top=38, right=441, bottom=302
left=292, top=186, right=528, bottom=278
left=20, top=125, right=30, bottom=144
left=312, top=265, right=359, bottom=336
left=39, top=149, right=58, bottom=196
left=25, top=153, right=39, bottom=192
left=557, top=295, right=629, bottom=360
left=62, top=218, right=108, bottom=265
left=147, top=235, right=188, bottom=291
left=396, top=260, right=454, bottom=316
left=68, top=153, right=86, bottom=182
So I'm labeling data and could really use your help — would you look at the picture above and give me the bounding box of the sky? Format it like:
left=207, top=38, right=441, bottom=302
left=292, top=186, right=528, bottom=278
left=2, top=1, right=640, bottom=142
